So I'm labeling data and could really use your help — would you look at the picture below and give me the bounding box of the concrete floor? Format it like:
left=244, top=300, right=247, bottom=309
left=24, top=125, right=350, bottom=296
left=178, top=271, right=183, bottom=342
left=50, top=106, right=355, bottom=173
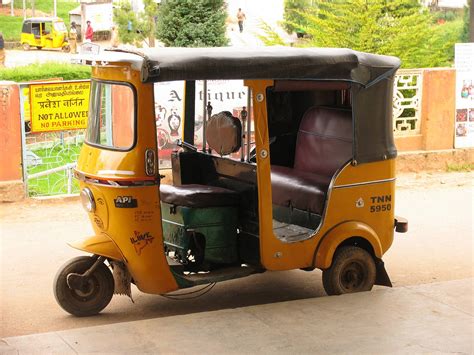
left=2, top=278, right=473, bottom=354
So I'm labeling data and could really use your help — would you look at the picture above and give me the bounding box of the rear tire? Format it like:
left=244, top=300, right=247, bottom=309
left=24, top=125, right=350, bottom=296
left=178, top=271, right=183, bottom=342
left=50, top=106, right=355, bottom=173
left=54, top=256, right=114, bottom=317
left=36, top=46, right=42, bottom=50
left=322, top=246, right=376, bottom=296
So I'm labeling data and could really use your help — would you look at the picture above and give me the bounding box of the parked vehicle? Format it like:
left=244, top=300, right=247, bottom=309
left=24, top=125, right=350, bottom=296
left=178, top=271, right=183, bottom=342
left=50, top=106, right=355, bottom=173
left=21, top=17, right=70, bottom=52
left=54, top=47, right=408, bottom=316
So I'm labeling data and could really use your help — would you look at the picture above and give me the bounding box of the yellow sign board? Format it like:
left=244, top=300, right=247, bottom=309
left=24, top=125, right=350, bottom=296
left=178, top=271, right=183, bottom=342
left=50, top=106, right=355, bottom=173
left=30, top=82, right=90, bottom=132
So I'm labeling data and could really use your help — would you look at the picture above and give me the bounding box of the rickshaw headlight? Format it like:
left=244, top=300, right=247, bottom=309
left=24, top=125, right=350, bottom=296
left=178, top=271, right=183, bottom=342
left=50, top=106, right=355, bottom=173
left=80, top=188, right=96, bottom=213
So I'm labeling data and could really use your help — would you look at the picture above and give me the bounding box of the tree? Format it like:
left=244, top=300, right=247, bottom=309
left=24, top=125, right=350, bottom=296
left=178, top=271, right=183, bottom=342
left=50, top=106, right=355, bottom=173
left=268, top=0, right=466, bottom=68
left=114, top=0, right=158, bottom=47
left=156, top=0, right=228, bottom=47
left=114, top=0, right=143, bottom=46
left=460, top=4, right=471, bottom=42
left=283, top=0, right=311, bottom=35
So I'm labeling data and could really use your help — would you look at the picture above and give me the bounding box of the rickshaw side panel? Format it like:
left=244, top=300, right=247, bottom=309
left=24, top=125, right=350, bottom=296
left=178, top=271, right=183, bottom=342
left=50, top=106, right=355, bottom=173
left=68, top=233, right=124, bottom=261
left=248, top=78, right=396, bottom=272
left=77, top=180, right=179, bottom=294
left=75, top=65, right=179, bottom=295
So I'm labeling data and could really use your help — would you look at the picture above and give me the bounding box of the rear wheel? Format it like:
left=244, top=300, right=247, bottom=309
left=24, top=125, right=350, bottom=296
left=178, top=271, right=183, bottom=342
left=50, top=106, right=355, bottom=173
left=322, top=246, right=376, bottom=296
left=36, top=46, right=42, bottom=50
left=22, top=43, right=30, bottom=51
left=54, top=256, right=114, bottom=317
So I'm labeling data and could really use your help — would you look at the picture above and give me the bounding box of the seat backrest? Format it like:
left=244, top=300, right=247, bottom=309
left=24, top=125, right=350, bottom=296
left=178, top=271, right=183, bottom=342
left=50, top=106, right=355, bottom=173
left=294, top=107, right=352, bottom=177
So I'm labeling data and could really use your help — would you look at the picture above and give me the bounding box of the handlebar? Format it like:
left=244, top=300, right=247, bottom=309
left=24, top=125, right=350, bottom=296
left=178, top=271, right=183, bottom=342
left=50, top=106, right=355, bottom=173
left=175, top=139, right=198, bottom=152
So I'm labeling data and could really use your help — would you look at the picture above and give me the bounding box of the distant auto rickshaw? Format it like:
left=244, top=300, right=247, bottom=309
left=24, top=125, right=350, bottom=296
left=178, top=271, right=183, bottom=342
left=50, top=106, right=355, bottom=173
left=21, top=17, right=70, bottom=52
left=54, top=47, right=408, bottom=316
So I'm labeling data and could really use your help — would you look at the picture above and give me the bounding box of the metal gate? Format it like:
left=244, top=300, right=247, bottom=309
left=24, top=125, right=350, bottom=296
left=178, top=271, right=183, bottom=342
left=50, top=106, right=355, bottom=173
left=19, top=80, right=89, bottom=197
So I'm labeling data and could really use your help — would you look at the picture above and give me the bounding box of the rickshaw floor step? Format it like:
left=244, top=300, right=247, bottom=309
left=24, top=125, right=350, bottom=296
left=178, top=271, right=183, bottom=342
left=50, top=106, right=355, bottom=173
left=272, top=220, right=313, bottom=243
left=180, top=265, right=259, bottom=285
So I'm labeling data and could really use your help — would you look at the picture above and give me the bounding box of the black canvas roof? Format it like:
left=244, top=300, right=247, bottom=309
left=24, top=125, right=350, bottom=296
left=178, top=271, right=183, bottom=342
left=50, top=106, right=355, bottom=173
left=104, top=47, right=400, bottom=164
left=109, top=47, right=400, bottom=87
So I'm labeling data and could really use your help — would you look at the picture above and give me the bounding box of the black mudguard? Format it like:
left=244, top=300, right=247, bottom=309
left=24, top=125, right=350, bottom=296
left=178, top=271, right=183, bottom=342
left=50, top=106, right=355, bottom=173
left=375, top=259, right=392, bottom=287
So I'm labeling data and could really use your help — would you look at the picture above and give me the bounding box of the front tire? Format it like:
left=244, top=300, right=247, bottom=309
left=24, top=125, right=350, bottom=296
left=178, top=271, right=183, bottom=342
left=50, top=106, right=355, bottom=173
left=23, top=43, right=30, bottom=51
left=322, top=246, right=376, bottom=296
left=54, top=256, right=114, bottom=316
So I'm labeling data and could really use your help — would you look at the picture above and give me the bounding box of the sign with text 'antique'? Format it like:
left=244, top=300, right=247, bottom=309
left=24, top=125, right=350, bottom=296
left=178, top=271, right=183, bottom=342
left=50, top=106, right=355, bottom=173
left=29, top=82, right=90, bottom=133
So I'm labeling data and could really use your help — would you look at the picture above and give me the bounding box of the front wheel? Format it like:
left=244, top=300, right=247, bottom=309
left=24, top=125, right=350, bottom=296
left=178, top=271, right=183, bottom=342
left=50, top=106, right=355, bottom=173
left=62, top=45, right=70, bottom=53
left=322, top=246, right=376, bottom=296
left=54, top=256, right=114, bottom=316
left=22, top=43, right=30, bottom=51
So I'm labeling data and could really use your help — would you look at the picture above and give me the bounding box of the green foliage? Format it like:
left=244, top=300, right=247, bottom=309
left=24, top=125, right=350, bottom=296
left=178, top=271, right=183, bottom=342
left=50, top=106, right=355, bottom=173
left=0, top=15, right=23, bottom=41
left=12, top=0, right=78, bottom=24
left=424, top=20, right=464, bottom=67
left=0, top=63, right=91, bottom=82
left=142, top=0, right=158, bottom=46
left=156, top=0, right=228, bottom=47
left=274, top=0, right=466, bottom=68
left=460, top=5, right=470, bottom=42
left=257, top=21, right=286, bottom=46
left=114, top=0, right=158, bottom=46
left=446, top=163, right=474, bottom=172
left=113, top=0, right=142, bottom=45
left=283, top=0, right=311, bottom=34
left=432, top=10, right=457, bottom=23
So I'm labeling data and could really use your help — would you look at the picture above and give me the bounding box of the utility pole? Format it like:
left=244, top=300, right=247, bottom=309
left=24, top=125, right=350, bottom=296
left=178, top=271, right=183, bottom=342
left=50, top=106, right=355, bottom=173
left=23, top=0, right=26, bottom=20
left=10, top=0, right=14, bottom=16
left=54, top=0, right=57, bottom=17
left=31, top=0, right=35, bottom=17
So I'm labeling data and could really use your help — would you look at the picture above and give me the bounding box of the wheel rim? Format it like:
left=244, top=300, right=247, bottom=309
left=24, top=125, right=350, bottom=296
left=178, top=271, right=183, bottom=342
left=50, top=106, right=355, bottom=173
left=69, top=276, right=100, bottom=302
left=340, top=261, right=366, bottom=291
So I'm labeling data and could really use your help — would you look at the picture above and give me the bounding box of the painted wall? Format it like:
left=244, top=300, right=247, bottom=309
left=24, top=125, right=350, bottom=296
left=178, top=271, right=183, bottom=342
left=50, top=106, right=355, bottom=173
left=395, top=69, right=456, bottom=151
left=0, top=82, right=22, bottom=182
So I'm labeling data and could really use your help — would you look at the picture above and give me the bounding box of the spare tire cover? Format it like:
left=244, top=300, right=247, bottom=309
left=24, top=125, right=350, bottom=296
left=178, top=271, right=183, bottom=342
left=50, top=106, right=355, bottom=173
left=206, top=111, right=242, bottom=156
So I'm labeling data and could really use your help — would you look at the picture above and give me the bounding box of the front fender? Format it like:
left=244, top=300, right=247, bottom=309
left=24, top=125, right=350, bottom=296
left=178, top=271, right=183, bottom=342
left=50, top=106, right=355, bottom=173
left=314, top=221, right=383, bottom=269
left=68, top=233, right=124, bottom=261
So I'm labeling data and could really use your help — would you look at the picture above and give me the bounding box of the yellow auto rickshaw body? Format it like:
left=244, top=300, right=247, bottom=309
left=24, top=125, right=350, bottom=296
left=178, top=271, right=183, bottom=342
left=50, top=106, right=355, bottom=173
left=54, top=48, right=408, bottom=317
left=21, top=17, right=70, bottom=52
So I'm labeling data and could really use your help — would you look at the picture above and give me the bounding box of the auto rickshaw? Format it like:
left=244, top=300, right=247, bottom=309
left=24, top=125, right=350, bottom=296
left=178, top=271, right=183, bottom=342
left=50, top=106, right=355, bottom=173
left=21, top=17, right=70, bottom=52
left=54, top=47, right=408, bottom=316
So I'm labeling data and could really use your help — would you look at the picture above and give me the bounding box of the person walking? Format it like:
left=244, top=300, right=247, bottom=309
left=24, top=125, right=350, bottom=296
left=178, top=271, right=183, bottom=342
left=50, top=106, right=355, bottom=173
left=69, top=22, right=78, bottom=54
left=85, top=20, right=94, bottom=42
left=110, top=25, right=119, bottom=48
left=0, top=33, right=5, bottom=67
left=237, top=8, right=246, bottom=33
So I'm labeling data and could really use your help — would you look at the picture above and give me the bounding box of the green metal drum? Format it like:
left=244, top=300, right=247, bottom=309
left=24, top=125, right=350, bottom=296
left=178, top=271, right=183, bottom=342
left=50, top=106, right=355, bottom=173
left=161, top=202, right=239, bottom=265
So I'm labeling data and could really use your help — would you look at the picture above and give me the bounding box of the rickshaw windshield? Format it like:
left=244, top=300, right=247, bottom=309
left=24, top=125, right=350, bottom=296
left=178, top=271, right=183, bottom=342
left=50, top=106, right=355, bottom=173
left=86, top=80, right=135, bottom=150
left=53, top=21, right=66, bottom=32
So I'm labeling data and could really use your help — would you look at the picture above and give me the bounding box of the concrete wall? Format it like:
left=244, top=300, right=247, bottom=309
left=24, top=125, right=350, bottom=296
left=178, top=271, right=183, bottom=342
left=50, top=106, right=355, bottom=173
left=395, top=68, right=456, bottom=152
left=0, top=82, right=24, bottom=201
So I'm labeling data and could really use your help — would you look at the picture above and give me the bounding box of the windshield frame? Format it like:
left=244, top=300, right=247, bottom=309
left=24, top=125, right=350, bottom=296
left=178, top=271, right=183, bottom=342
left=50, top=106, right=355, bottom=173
left=85, top=79, right=138, bottom=152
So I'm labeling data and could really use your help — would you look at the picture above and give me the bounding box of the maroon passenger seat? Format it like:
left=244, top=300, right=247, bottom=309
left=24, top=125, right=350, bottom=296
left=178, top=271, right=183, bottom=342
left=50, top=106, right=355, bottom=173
left=271, top=107, right=353, bottom=215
